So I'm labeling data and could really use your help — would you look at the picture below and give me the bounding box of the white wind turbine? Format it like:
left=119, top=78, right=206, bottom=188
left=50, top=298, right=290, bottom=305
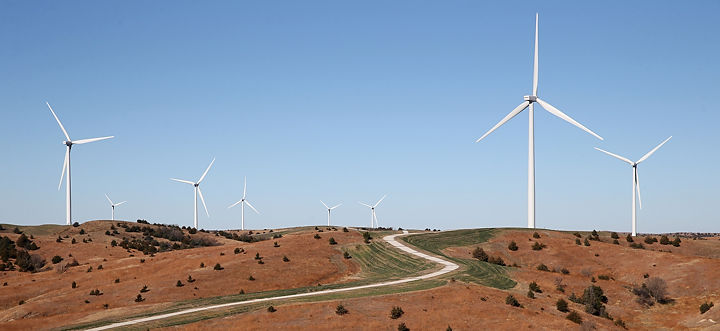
left=105, top=194, right=126, bottom=221
left=475, top=13, right=603, bottom=229
left=228, top=177, right=259, bottom=230
left=595, top=136, right=672, bottom=236
left=47, top=102, right=114, bottom=225
left=320, top=200, right=341, bottom=226
left=170, top=158, right=215, bottom=229
left=359, top=195, right=386, bottom=228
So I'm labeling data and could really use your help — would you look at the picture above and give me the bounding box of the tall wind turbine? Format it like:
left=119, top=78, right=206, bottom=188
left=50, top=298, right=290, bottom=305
left=320, top=200, right=341, bottom=226
left=475, top=13, right=603, bottom=229
left=47, top=102, right=114, bottom=225
left=595, top=136, right=672, bottom=236
left=170, top=158, right=215, bottom=229
left=228, top=177, right=259, bottom=230
left=359, top=195, right=386, bottom=228
left=105, top=194, right=126, bottom=221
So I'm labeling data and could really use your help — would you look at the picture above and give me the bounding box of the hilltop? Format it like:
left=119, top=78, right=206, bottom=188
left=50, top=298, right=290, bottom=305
left=0, top=222, right=718, bottom=330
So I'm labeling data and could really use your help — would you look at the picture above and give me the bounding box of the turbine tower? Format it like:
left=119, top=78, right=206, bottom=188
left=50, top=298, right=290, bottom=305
left=47, top=102, right=114, bottom=225
left=475, top=13, right=603, bottom=229
left=320, top=200, right=341, bottom=226
left=595, top=136, right=672, bottom=236
left=228, top=177, right=259, bottom=230
left=170, top=158, right=215, bottom=229
left=359, top=195, right=386, bottom=228
left=105, top=194, right=126, bottom=221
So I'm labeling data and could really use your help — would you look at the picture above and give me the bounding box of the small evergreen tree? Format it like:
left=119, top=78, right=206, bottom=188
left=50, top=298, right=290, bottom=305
left=556, top=298, right=569, bottom=312
left=508, top=241, right=519, bottom=251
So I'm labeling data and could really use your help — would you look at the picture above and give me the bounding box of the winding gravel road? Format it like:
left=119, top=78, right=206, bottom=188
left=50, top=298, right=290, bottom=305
left=85, top=230, right=458, bottom=330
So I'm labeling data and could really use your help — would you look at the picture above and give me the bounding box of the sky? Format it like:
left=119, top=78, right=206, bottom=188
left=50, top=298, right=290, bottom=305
left=0, top=1, right=718, bottom=233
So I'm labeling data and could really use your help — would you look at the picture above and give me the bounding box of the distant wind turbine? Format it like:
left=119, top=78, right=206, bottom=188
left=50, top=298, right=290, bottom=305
left=228, top=177, right=259, bottom=230
left=475, top=13, right=603, bottom=229
left=359, top=195, right=386, bottom=228
left=595, top=136, right=672, bottom=236
left=170, top=158, right=215, bottom=229
left=47, top=102, right=114, bottom=225
left=105, top=194, right=126, bottom=221
left=320, top=200, right=341, bottom=226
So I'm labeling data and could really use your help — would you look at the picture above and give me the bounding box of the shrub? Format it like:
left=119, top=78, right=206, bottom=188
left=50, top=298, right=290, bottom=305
left=248, top=275, right=255, bottom=281
left=505, top=294, right=522, bottom=308
left=97, top=264, right=103, bottom=270
left=343, top=252, right=351, bottom=259
left=135, top=294, right=144, bottom=302
left=527, top=290, right=535, bottom=298
left=73, top=222, right=79, bottom=227
left=329, top=237, right=337, bottom=245
left=533, top=232, right=540, bottom=239
left=598, top=274, right=611, bottom=280
left=575, top=238, right=582, bottom=245
left=72, top=281, right=77, bottom=289
left=591, top=230, right=599, bottom=237
left=283, top=255, right=290, bottom=262
left=626, top=234, right=634, bottom=242
left=556, top=298, right=569, bottom=312
left=176, top=280, right=184, bottom=287
left=397, top=322, right=409, bottom=331
left=644, top=236, right=657, bottom=244
left=314, top=234, right=321, bottom=239
left=472, top=247, right=488, bottom=262
left=200, top=262, right=205, bottom=268
left=335, top=304, right=348, bottom=315
left=508, top=241, right=518, bottom=251
left=87, top=266, right=93, bottom=272
left=630, top=243, right=645, bottom=249
left=573, top=232, right=582, bottom=238
left=110, top=240, right=117, bottom=247
left=255, top=252, right=262, bottom=260
left=89, top=289, right=102, bottom=296
left=581, top=285, right=610, bottom=318
left=52, top=255, right=63, bottom=264
left=234, top=248, right=241, bottom=254
left=115, top=278, right=120, bottom=283
left=613, top=239, right=620, bottom=245
left=257, top=260, right=264, bottom=265
left=274, top=242, right=280, bottom=247
left=672, top=237, right=681, bottom=247
left=140, top=285, right=149, bottom=293
left=390, top=306, right=404, bottom=319
left=560, top=268, right=570, bottom=275
left=342, top=227, right=349, bottom=232
left=567, top=311, right=583, bottom=324
left=659, top=235, right=670, bottom=245
left=584, top=238, right=591, bottom=246
left=79, top=229, right=85, bottom=235
left=645, top=277, right=668, bottom=303
left=615, top=318, right=628, bottom=329
left=700, top=302, right=714, bottom=314
left=214, top=263, right=223, bottom=270
left=187, top=275, right=195, bottom=283
left=529, top=281, right=542, bottom=293
left=611, top=232, right=619, bottom=239
left=531, top=242, right=546, bottom=250
left=362, top=232, right=372, bottom=243
left=536, top=264, right=549, bottom=272
left=56, top=236, right=63, bottom=243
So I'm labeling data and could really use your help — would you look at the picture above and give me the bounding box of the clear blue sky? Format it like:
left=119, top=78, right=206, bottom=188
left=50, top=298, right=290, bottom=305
left=1, top=1, right=718, bottom=233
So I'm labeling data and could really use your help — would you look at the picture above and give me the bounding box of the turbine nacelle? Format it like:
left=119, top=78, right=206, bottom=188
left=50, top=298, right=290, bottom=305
left=63, top=141, right=73, bottom=147
left=523, top=95, right=538, bottom=103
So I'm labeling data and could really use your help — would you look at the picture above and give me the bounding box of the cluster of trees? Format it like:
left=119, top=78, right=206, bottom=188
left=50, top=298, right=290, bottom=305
left=632, top=277, right=669, bottom=306
left=569, top=285, right=611, bottom=319
left=0, top=235, right=44, bottom=272
left=472, top=247, right=505, bottom=266
left=217, top=230, right=272, bottom=243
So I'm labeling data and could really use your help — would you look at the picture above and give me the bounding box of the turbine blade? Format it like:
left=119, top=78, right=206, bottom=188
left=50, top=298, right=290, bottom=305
left=320, top=200, right=329, bottom=209
left=330, top=203, right=342, bottom=210
left=245, top=200, right=260, bottom=214
left=198, top=187, right=209, bottom=217
left=73, top=136, right=114, bottom=144
left=197, top=158, right=215, bottom=184
left=535, top=98, right=603, bottom=140
left=533, top=13, right=539, bottom=96
left=105, top=193, right=113, bottom=205
left=637, top=136, right=672, bottom=164
left=373, top=194, right=387, bottom=208
left=594, top=147, right=633, bottom=165
left=243, top=176, right=247, bottom=199
left=476, top=101, right=530, bottom=142
left=58, top=148, right=68, bottom=190
left=635, top=167, right=642, bottom=209
left=358, top=202, right=372, bottom=208
left=115, top=201, right=127, bottom=206
left=170, top=178, right=195, bottom=185
left=228, top=200, right=243, bottom=209
left=47, top=102, right=71, bottom=141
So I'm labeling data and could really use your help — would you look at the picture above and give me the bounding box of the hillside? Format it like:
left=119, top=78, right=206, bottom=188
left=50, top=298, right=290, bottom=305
left=0, top=223, right=718, bottom=330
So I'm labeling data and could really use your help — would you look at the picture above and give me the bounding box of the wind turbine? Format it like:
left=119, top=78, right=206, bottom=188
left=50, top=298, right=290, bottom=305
left=475, top=13, right=603, bottom=229
left=170, top=158, right=215, bottom=229
left=359, top=195, right=386, bottom=228
left=595, top=136, right=672, bottom=236
left=228, top=177, right=259, bottom=230
left=47, top=102, right=114, bottom=225
left=320, top=201, right=341, bottom=226
left=105, top=194, right=126, bottom=221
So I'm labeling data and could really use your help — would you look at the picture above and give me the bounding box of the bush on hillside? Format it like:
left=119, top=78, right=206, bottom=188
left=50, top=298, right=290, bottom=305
left=611, top=232, right=620, bottom=239
left=397, top=322, right=409, bottom=331
left=472, top=247, right=488, bottom=262
left=575, top=238, right=582, bottom=245
left=537, top=264, right=549, bottom=272
left=700, top=302, right=714, bottom=314
left=508, top=241, right=518, bottom=251
left=505, top=294, right=522, bottom=308
left=213, top=263, right=223, bottom=270
left=314, top=234, right=321, bottom=240
left=390, top=306, right=404, bottom=319
left=644, top=236, right=658, bottom=244
left=626, top=234, right=634, bottom=242
left=567, top=311, right=583, bottom=324
left=531, top=242, right=546, bottom=250
left=335, top=304, right=348, bottom=315
left=533, top=232, right=540, bottom=239
left=51, top=255, right=63, bottom=264
left=556, top=298, right=569, bottom=312
left=329, top=237, right=337, bottom=245
left=630, top=243, right=645, bottom=249
left=529, top=281, right=542, bottom=293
